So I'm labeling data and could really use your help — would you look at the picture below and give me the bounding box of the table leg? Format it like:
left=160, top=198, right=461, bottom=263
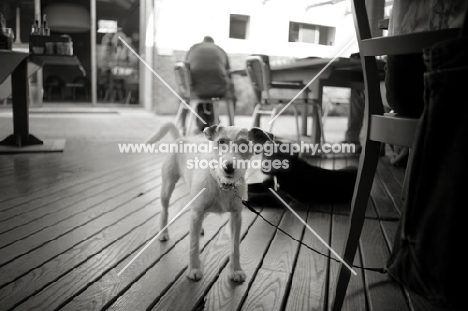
left=0, top=57, right=43, bottom=147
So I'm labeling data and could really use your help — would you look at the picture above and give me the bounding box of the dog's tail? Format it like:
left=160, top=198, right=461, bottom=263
left=145, top=122, right=181, bottom=144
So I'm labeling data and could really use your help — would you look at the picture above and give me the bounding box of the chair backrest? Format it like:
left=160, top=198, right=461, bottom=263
left=72, top=76, right=89, bottom=87
left=245, top=55, right=272, bottom=102
left=173, top=61, right=191, bottom=100
left=351, top=0, right=461, bottom=118
left=44, top=75, right=64, bottom=87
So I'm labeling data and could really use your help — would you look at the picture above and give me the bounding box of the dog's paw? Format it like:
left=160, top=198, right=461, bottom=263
left=158, top=232, right=169, bottom=241
left=229, top=270, right=246, bottom=283
left=187, top=268, right=203, bottom=281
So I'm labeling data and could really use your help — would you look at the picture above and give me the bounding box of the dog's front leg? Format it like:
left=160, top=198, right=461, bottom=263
left=187, top=210, right=204, bottom=281
left=229, top=211, right=246, bottom=282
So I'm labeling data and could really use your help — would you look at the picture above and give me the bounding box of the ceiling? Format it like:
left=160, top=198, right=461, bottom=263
left=12, top=0, right=139, bottom=11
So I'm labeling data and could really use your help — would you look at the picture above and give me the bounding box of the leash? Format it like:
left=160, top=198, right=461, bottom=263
left=233, top=189, right=387, bottom=274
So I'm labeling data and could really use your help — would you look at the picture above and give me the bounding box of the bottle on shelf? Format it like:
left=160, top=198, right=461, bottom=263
left=42, top=14, right=50, bottom=36
left=0, top=12, right=6, bottom=35
left=31, top=19, right=39, bottom=35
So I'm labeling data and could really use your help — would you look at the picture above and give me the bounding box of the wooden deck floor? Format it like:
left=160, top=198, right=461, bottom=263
left=0, top=110, right=443, bottom=310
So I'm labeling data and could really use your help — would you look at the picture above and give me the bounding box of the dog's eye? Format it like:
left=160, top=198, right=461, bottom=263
left=218, top=139, right=227, bottom=145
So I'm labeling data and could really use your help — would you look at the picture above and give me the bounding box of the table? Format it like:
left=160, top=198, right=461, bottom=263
left=31, top=55, right=87, bottom=105
left=0, top=50, right=43, bottom=147
left=30, top=55, right=86, bottom=77
left=270, top=57, right=386, bottom=141
left=232, top=57, right=368, bottom=140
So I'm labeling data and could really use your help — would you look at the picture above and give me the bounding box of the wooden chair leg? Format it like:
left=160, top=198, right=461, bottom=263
left=331, top=139, right=381, bottom=311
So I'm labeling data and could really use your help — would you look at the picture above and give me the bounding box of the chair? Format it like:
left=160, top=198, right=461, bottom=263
left=245, top=55, right=324, bottom=144
left=331, top=1, right=461, bottom=310
left=173, top=61, right=235, bottom=135
left=65, top=76, right=89, bottom=101
left=44, top=75, right=65, bottom=101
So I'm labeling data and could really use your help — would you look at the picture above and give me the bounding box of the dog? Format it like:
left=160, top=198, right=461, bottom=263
left=146, top=123, right=273, bottom=282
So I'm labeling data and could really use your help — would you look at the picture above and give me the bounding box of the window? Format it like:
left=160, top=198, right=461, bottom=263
left=229, top=14, right=249, bottom=39
left=289, top=22, right=336, bottom=45
left=97, top=19, right=118, bottom=33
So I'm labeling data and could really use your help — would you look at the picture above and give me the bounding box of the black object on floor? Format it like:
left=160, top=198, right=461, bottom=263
left=249, top=148, right=357, bottom=203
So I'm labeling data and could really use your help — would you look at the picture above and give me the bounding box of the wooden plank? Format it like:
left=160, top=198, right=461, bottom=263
left=333, top=157, right=348, bottom=170
left=0, top=153, right=158, bottom=212
left=62, top=212, right=227, bottom=311
left=0, top=152, right=71, bottom=179
left=203, top=208, right=285, bottom=311
left=9, top=189, right=191, bottom=311
left=148, top=209, right=282, bottom=311
left=235, top=203, right=306, bottom=311
left=0, top=151, right=156, bottom=211
left=240, top=268, right=290, bottom=311
left=359, top=219, right=409, bottom=310
left=0, top=170, right=163, bottom=264
left=0, top=157, right=161, bottom=234
left=0, top=144, right=155, bottom=202
left=370, top=175, right=400, bottom=220
left=260, top=203, right=307, bottom=273
left=380, top=157, right=405, bottom=188
left=320, top=158, right=335, bottom=170
left=0, top=144, right=130, bottom=193
left=0, top=166, right=161, bottom=248
left=0, top=182, right=185, bottom=288
left=0, top=157, right=161, bottom=233
left=332, top=198, right=376, bottom=219
left=376, top=161, right=403, bottom=214
left=105, top=212, right=236, bottom=311
left=245, top=154, right=264, bottom=184
left=285, top=211, right=331, bottom=311
left=380, top=221, right=398, bottom=252
left=328, top=213, right=367, bottom=311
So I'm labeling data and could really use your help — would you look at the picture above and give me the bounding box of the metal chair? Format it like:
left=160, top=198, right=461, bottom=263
left=66, top=76, right=89, bottom=101
left=246, top=55, right=324, bottom=144
left=331, top=1, right=461, bottom=309
left=44, top=75, right=65, bottom=101
left=173, top=61, right=235, bottom=135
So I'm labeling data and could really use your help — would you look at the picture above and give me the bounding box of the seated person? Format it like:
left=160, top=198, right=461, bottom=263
left=386, top=0, right=467, bottom=117
left=186, top=36, right=231, bottom=99
left=345, top=0, right=466, bottom=164
left=179, top=36, right=236, bottom=132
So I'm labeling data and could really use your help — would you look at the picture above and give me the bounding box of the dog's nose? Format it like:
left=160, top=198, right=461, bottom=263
left=223, top=162, right=235, bottom=174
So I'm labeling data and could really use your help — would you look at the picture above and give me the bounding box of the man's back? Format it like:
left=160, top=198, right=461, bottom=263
left=186, top=39, right=230, bottom=99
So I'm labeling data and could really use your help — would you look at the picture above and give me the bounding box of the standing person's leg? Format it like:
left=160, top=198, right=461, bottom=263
left=345, top=88, right=365, bottom=147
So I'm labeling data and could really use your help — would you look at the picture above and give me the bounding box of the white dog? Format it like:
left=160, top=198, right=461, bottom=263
left=146, top=123, right=273, bottom=282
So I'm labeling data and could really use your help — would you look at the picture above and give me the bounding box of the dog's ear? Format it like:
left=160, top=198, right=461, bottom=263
left=204, top=124, right=221, bottom=141
left=249, top=127, right=275, bottom=144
